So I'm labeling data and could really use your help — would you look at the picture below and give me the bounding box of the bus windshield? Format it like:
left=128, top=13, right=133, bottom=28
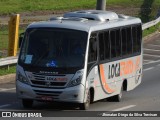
left=19, top=28, right=88, bottom=68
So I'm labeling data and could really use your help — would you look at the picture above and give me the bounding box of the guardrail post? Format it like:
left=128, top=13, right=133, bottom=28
left=8, top=14, right=20, bottom=56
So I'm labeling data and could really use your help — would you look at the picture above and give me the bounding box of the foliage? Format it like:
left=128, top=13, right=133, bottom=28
left=0, top=66, right=16, bottom=76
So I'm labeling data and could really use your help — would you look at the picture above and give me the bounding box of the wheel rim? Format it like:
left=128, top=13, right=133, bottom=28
left=119, top=91, right=122, bottom=99
left=119, top=87, right=123, bottom=99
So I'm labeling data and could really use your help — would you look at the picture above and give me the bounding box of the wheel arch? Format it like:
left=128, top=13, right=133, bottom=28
left=89, top=87, right=94, bottom=103
left=123, top=79, right=127, bottom=91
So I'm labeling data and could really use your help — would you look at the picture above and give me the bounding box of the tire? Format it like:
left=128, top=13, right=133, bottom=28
left=113, top=89, right=122, bottom=102
left=107, top=86, right=123, bottom=102
left=22, top=99, right=33, bottom=108
left=79, top=90, right=90, bottom=110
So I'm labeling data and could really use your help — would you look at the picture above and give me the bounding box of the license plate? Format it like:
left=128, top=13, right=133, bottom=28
left=41, top=96, right=53, bottom=101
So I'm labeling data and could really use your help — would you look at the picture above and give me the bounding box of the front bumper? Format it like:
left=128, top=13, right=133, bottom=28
left=16, top=80, right=85, bottom=103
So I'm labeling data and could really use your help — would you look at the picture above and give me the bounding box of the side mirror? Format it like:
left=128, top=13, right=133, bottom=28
left=19, top=33, right=24, bottom=48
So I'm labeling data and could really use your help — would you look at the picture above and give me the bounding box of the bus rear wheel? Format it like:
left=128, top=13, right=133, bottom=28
left=22, top=99, right=33, bottom=108
left=79, top=91, right=90, bottom=110
left=113, top=89, right=122, bottom=102
left=107, top=87, right=123, bottom=102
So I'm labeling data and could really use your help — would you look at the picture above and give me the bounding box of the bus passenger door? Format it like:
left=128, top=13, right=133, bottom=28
left=86, top=32, right=100, bottom=101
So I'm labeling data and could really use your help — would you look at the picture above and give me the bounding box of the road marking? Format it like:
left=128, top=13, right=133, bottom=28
left=143, top=59, right=160, bottom=65
left=0, top=104, right=11, bottom=108
left=148, top=44, right=160, bottom=47
left=143, top=54, right=160, bottom=58
left=0, top=88, right=16, bottom=92
left=144, top=48, right=160, bottom=52
left=143, top=67, right=154, bottom=71
left=143, top=60, right=153, bottom=62
left=111, top=105, right=136, bottom=111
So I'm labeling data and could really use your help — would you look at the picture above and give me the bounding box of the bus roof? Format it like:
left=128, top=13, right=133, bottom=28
left=27, top=10, right=142, bottom=32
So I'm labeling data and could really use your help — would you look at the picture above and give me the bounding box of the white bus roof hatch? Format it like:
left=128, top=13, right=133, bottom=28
left=63, top=10, right=119, bottom=22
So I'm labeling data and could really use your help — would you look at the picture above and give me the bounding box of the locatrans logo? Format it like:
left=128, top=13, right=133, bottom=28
left=1, top=112, right=42, bottom=118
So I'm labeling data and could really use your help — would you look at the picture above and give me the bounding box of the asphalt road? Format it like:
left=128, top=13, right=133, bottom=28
left=0, top=33, right=160, bottom=119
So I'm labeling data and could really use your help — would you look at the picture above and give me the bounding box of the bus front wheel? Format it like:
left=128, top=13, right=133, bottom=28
left=22, top=99, right=33, bottom=108
left=79, top=91, right=90, bottom=110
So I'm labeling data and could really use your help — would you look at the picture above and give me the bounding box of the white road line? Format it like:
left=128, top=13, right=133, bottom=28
left=111, top=105, right=136, bottom=111
left=0, top=88, right=16, bottom=92
left=143, top=60, right=153, bottom=62
left=143, top=67, right=154, bottom=71
left=143, top=48, right=160, bottom=52
left=143, top=54, right=160, bottom=58
left=143, top=59, right=160, bottom=65
left=148, top=44, right=160, bottom=47
left=0, top=104, right=11, bottom=108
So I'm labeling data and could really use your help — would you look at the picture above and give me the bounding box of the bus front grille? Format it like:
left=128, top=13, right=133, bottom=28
left=31, top=73, right=67, bottom=87
left=31, top=80, right=66, bottom=87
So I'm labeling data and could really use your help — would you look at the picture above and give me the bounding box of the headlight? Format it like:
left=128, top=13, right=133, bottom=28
left=67, top=76, right=82, bottom=87
left=17, top=73, right=30, bottom=85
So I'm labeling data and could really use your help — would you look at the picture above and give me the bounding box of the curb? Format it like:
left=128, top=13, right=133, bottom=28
left=0, top=73, right=16, bottom=84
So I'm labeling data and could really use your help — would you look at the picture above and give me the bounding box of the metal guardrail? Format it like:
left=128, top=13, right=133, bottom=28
left=0, top=16, right=160, bottom=68
left=142, top=17, right=160, bottom=30
left=0, top=56, right=18, bottom=67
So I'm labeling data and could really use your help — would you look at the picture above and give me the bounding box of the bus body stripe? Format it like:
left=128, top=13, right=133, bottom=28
left=99, top=64, right=115, bottom=94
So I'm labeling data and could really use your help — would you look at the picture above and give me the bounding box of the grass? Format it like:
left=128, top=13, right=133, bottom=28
left=0, top=29, right=8, bottom=50
left=0, top=28, right=24, bottom=58
left=0, top=0, right=96, bottom=14
left=0, top=0, right=159, bottom=19
left=143, top=23, right=160, bottom=37
left=107, top=0, right=160, bottom=22
left=0, top=66, right=16, bottom=76
left=0, top=28, right=24, bottom=50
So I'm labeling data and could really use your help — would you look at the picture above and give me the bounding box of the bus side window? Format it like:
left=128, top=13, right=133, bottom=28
left=104, top=31, right=110, bottom=60
left=99, top=31, right=110, bottom=61
left=126, top=27, right=132, bottom=54
left=88, top=33, right=97, bottom=63
left=110, top=30, right=116, bottom=58
left=99, top=32, right=105, bottom=60
left=132, top=26, right=140, bottom=53
left=132, top=26, right=137, bottom=53
left=110, top=29, right=121, bottom=58
left=137, top=25, right=142, bottom=52
left=115, top=29, right=121, bottom=57
left=121, top=29, right=127, bottom=56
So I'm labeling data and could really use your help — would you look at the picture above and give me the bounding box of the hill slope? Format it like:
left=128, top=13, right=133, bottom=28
left=0, top=0, right=159, bottom=22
